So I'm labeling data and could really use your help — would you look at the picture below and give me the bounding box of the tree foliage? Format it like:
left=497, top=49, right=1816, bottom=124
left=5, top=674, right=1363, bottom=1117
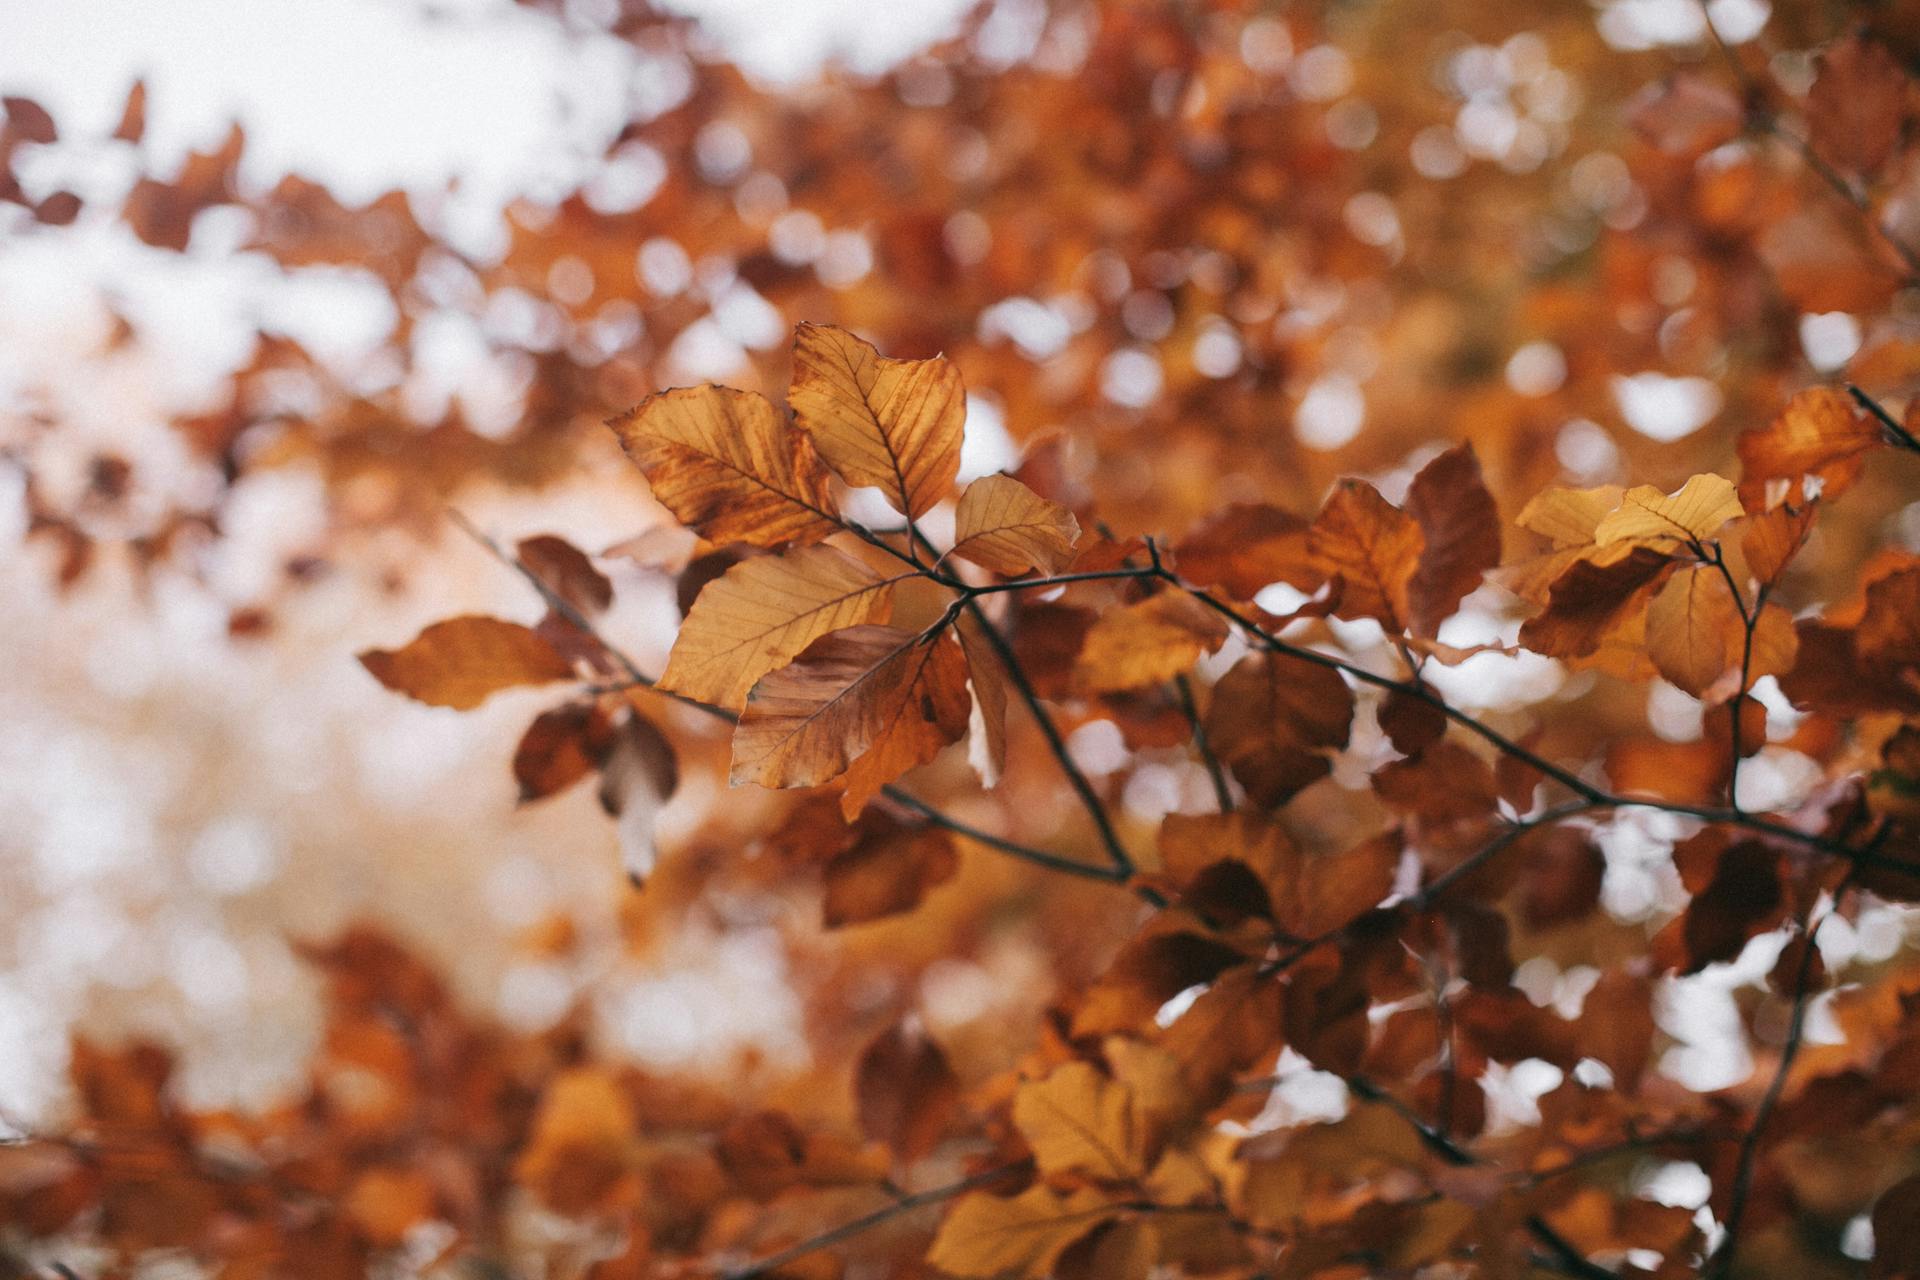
left=10, top=1, right=1920, bottom=1278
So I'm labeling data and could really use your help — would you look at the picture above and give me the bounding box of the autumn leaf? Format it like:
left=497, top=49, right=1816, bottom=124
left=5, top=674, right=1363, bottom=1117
left=948, top=473, right=1079, bottom=575
left=598, top=713, right=680, bottom=885
left=609, top=385, right=841, bottom=548
left=957, top=612, right=1011, bottom=786
left=1309, top=479, right=1424, bottom=631
left=1742, top=501, right=1816, bottom=587
left=1172, top=503, right=1321, bottom=601
left=731, top=624, right=969, bottom=815
left=789, top=322, right=963, bottom=519
left=1404, top=443, right=1501, bottom=636
left=1012, top=1060, right=1143, bottom=1180
left=358, top=616, right=574, bottom=710
left=1517, top=543, right=1676, bottom=660
left=1643, top=566, right=1743, bottom=697
left=823, top=823, right=958, bottom=926
left=513, top=702, right=613, bottom=802
left=517, top=534, right=613, bottom=614
left=659, top=543, right=900, bottom=711
left=1516, top=485, right=1626, bottom=547
left=855, top=1022, right=959, bottom=1163
left=1808, top=33, right=1908, bottom=176
left=1159, top=812, right=1393, bottom=939
left=1203, top=651, right=1354, bottom=806
left=1075, top=590, right=1229, bottom=693
left=1592, top=473, right=1743, bottom=547
left=927, top=1185, right=1116, bottom=1279
left=1737, top=388, right=1882, bottom=504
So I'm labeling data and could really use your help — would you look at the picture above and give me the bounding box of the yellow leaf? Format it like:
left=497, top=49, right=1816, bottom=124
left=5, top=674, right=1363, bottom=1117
left=1309, top=479, right=1425, bottom=631
left=1643, top=566, right=1742, bottom=697
left=926, top=1185, right=1116, bottom=1279
left=950, top=474, right=1080, bottom=575
left=659, top=545, right=901, bottom=711
left=1012, top=1061, right=1142, bottom=1180
left=731, top=625, right=968, bottom=812
left=789, top=322, right=963, bottom=519
left=609, top=385, right=840, bottom=548
left=359, top=616, right=573, bottom=710
left=1592, top=473, right=1743, bottom=546
left=1516, top=485, right=1625, bottom=546
left=1075, top=591, right=1229, bottom=693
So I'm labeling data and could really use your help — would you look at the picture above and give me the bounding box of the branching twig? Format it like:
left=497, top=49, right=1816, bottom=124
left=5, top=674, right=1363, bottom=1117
left=1174, top=672, right=1234, bottom=813
left=721, top=1160, right=1029, bottom=1280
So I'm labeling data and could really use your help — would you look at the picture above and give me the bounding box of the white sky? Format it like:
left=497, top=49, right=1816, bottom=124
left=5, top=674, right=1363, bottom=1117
left=0, top=0, right=975, bottom=198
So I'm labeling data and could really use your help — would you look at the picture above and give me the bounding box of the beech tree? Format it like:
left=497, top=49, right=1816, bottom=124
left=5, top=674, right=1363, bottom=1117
left=7, top=1, right=1920, bottom=1278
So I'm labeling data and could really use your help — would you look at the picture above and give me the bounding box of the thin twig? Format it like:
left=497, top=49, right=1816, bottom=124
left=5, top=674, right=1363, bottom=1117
left=722, top=1161, right=1028, bottom=1280
left=1711, top=894, right=1841, bottom=1277
left=1849, top=384, right=1920, bottom=454
left=1174, top=673, right=1234, bottom=813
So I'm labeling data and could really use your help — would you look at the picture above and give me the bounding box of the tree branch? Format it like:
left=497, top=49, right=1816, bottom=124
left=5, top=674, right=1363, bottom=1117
left=1174, top=673, right=1234, bottom=813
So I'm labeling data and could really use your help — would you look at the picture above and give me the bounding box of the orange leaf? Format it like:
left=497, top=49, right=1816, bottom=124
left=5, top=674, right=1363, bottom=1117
left=609, top=385, right=841, bottom=548
left=1643, top=566, right=1743, bottom=697
left=358, top=615, right=573, bottom=710
left=1075, top=591, right=1229, bottom=693
left=1309, top=479, right=1424, bottom=631
left=789, top=322, right=963, bottom=519
left=1172, top=503, right=1321, bottom=601
left=927, top=1185, right=1116, bottom=1279
left=1737, top=388, right=1882, bottom=505
left=660, top=544, right=900, bottom=711
left=950, top=473, right=1080, bottom=575
left=823, top=824, right=958, bottom=926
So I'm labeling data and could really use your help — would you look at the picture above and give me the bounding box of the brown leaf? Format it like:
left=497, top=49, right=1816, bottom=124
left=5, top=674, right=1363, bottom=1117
left=1518, top=543, right=1675, bottom=660
left=731, top=625, right=968, bottom=815
left=1378, top=689, right=1446, bottom=757
left=1172, top=503, right=1321, bottom=601
left=950, top=474, right=1079, bottom=575
left=518, top=533, right=614, bottom=614
left=789, top=322, right=963, bottom=518
left=660, top=544, right=899, bottom=711
left=112, top=80, right=147, bottom=144
left=855, top=1022, right=959, bottom=1162
left=1309, top=479, right=1425, bottom=631
left=513, top=703, right=615, bottom=803
left=1808, top=33, right=1909, bottom=176
left=609, top=385, right=841, bottom=548
left=823, top=824, right=957, bottom=926
left=1626, top=75, right=1744, bottom=154
left=1204, top=651, right=1354, bottom=806
left=359, top=616, right=574, bottom=710
left=1405, top=444, right=1501, bottom=636
left=1159, top=812, right=1393, bottom=939
left=1075, top=591, right=1229, bottom=693
left=956, top=612, right=1011, bottom=786
left=598, top=713, right=680, bottom=885
left=1857, top=565, right=1920, bottom=670
left=1515, top=485, right=1626, bottom=547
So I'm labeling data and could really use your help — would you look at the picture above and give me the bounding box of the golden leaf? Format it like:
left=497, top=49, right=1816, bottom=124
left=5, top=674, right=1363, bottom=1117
left=1592, top=473, right=1743, bottom=546
left=659, top=544, right=901, bottom=711
left=789, top=322, right=963, bottom=519
left=1643, top=566, right=1743, bottom=697
left=950, top=473, right=1080, bottom=575
left=926, top=1186, right=1116, bottom=1280
left=609, top=385, right=840, bottom=548
left=957, top=612, right=1011, bottom=787
left=1737, top=387, right=1881, bottom=504
left=1012, top=1061, right=1143, bottom=1180
left=1075, top=591, right=1229, bottom=693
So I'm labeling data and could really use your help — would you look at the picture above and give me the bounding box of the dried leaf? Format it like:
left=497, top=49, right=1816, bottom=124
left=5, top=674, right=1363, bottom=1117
left=927, top=1185, right=1115, bottom=1279
left=1075, top=591, right=1229, bottom=693
left=1592, top=473, right=1744, bottom=546
left=660, top=544, right=899, bottom=711
left=1644, top=566, right=1743, bottom=697
left=358, top=616, right=574, bottom=710
left=610, top=385, right=841, bottom=548
left=1204, top=651, right=1354, bottom=806
left=822, top=824, right=957, bottom=926
left=1310, top=479, right=1425, bottom=631
left=1737, top=388, right=1881, bottom=504
left=855, top=1022, right=959, bottom=1162
left=950, top=474, right=1079, bottom=575
left=1808, top=33, right=1909, bottom=175
left=1172, top=503, right=1321, bottom=600
left=1405, top=443, right=1501, bottom=636
left=789, top=322, right=963, bottom=518
left=732, top=625, right=968, bottom=814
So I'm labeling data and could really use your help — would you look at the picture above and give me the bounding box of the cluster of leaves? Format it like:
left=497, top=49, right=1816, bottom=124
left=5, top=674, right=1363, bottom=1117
left=15, top=1, right=1920, bottom=1278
